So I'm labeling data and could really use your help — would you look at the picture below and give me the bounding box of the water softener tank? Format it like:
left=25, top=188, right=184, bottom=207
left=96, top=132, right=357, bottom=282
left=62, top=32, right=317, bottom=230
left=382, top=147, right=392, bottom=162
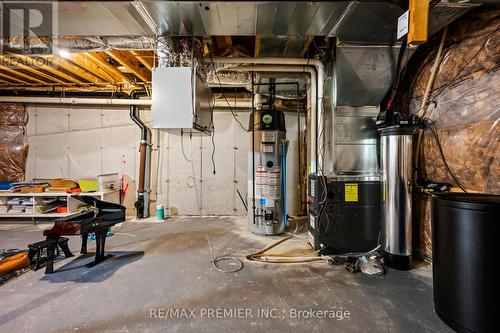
left=432, top=193, right=500, bottom=333
left=380, top=126, right=414, bottom=270
left=248, top=109, right=287, bottom=235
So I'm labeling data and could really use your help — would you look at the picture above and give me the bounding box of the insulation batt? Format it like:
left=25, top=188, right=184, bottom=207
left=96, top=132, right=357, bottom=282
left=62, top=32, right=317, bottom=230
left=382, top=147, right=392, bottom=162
left=0, top=104, right=28, bottom=182
left=393, top=7, right=500, bottom=261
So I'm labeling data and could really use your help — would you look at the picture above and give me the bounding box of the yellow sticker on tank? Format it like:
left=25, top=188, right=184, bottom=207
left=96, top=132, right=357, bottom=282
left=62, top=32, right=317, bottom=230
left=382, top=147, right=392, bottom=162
left=345, top=183, right=358, bottom=202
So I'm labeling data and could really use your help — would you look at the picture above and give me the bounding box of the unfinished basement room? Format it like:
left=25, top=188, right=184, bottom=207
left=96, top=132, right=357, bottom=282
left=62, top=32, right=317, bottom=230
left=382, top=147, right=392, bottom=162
left=0, top=1, right=499, bottom=332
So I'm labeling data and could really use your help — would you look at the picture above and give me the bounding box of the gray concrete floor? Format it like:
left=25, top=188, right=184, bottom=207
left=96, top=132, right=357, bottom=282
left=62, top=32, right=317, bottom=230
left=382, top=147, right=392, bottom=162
left=0, top=217, right=451, bottom=333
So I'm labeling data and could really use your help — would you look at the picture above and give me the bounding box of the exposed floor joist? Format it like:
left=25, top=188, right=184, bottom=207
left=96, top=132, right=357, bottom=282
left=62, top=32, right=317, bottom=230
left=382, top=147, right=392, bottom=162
left=131, top=51, right=155, bottom=71
left=254, top=35, right=261, bottom=58
left=0, top=64, right=46, bottom=84
left=106, top=50, right=151, bottom=82
left=68, top=53, right=119, bottom=83
left=0, top=35, right=314, bottom=91
left=0, top=70, right=30, bottom=84
left=81, top=52, right=132, bottom=84
left=301, top=36, right=314, bottom=57
left=8, top=54, right=85, bottom=84
left=46, top=56, right=103, bottom=84
left=283, top=36, right=293, bottom=57
left=0, top=55, right=64, bottom=83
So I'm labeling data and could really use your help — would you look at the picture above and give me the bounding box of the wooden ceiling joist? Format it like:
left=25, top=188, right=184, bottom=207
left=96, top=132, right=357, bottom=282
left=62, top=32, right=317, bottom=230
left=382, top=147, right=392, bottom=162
left=8, top=54, right=85, bottom=84
left=47, top=56, right=102, bottom=84
left=106, top=50, right=151, bottom=82
left=254, top=35, right=261, bottom=58
left=68, top=53, right=118, bottom=83
left=282, top=36, right=293, bottom=57
left=0, top=70, right=30, bottom=84
left=0, top=55, right=66, bottom=83
left=81, top=52, right=132, bottom=84
left=0, top=50, right=156, bottom=91
left=130, top=51, right=154, bottom=71
left=300, top=36, right=314, bottom=57
left=0, top=64, right=46, bottom=83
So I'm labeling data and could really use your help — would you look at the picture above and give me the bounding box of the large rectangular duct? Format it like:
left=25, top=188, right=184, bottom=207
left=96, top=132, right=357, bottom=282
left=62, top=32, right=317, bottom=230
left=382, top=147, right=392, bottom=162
left=335, top=43, right=399, bottom=107
left=332, top=106, right=379, bottom=175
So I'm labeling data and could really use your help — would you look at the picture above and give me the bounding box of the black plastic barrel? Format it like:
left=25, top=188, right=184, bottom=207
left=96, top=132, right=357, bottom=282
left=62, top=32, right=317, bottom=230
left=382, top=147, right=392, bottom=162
left=431, top=193, right=500, bottom=333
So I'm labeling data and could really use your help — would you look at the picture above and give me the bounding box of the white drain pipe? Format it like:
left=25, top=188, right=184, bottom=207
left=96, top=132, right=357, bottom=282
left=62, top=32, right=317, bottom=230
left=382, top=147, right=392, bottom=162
left=218, top=63, right=322, bottom=173
left=0, top=96, right=152, bottom=106
left=210, top=57, right=325, bottom=173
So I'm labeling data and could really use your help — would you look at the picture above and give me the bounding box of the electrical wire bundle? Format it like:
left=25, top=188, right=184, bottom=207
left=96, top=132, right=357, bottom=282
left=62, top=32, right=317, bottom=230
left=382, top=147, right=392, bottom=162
left=208, top=55, right=249, bottom=132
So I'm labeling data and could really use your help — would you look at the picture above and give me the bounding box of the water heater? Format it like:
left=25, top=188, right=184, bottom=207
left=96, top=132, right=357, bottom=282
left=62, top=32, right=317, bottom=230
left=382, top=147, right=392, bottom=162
left=248, top=109, right=287, bottom=235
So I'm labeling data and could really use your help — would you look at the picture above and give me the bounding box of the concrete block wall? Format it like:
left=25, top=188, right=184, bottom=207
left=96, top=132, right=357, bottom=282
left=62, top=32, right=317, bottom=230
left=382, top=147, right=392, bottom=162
left=26, top=105, right=300, bottom=217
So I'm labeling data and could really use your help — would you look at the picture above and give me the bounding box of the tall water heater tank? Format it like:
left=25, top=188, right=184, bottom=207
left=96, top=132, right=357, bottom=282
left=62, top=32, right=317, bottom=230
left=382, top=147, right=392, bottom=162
left=380, top=126, right=414, bottom=270
left=248, top=109, right=287, bottom=235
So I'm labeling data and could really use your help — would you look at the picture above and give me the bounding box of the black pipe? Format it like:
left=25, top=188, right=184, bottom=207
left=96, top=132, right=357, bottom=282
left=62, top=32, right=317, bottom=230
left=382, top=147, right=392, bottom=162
left=129, top=90, right=151, bottom=219
left=236, top=189, right=248, bottom=212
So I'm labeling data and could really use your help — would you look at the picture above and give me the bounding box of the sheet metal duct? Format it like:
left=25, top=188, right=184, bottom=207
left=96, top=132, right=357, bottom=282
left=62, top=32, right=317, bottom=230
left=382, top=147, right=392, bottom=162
left=1, top=2, right=475, bottom=55
left=332, top=106, right=379, bottom=175
left=2, top=1, right=408, bottom=43
left=335, top=43, right=400, bottom=107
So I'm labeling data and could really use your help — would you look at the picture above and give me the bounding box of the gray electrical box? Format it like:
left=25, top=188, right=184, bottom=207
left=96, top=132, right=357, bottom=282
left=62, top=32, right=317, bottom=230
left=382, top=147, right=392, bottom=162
left=152, top=67, right=213, bottom=134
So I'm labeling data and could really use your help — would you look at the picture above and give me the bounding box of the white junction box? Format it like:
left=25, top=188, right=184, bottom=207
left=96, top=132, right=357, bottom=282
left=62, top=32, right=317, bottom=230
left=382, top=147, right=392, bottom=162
left=152, top=67, right=213, bottom=133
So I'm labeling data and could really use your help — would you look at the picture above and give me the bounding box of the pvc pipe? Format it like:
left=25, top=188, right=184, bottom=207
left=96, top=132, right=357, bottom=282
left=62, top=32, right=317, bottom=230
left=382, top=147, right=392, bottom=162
left=225, top=64, right=320, bottom=173
left=213, top=100, right=253, bottom=108
left=419, top=26, right=448, bottom=117
left=0, top=96, right=153, bottom=106
left=210, top=56, right=324, bottom=69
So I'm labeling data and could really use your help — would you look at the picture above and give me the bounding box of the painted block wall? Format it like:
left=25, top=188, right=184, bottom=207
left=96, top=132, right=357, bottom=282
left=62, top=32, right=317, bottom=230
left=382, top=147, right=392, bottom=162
left=26, top=105, right=300, bottom=217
